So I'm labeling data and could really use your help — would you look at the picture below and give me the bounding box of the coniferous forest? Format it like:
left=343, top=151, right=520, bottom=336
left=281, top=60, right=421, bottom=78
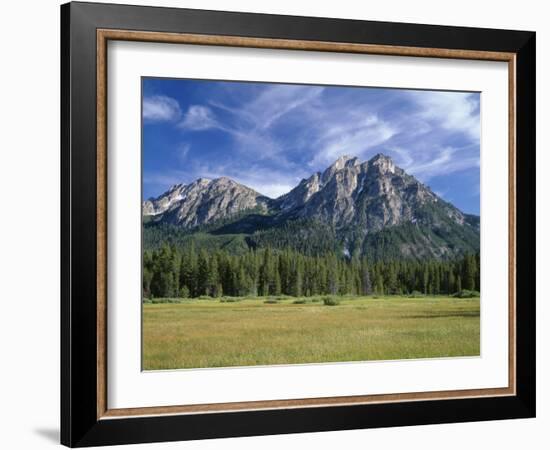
left=143, top=242, right=480, bottom=299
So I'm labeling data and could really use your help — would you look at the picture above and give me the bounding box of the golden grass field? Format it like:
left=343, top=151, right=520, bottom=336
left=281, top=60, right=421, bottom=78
left=142, top=296, right=480, bottom=370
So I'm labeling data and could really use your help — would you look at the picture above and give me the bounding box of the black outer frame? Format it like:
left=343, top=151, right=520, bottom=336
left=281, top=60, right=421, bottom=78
left=60, top=1, right=536, bottom=447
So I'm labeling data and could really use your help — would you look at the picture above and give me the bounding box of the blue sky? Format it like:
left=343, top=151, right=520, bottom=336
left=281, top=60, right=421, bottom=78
left=142, top=78, right=480, bottom=214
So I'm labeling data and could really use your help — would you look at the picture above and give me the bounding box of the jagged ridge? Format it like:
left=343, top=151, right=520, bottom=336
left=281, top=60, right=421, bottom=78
left=143, top=154, right=479, bottom=260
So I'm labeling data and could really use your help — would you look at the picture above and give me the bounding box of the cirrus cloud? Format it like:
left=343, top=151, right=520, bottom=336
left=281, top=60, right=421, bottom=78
left=179, top=105, right=221, bottom=131
left=142, top=95, right=181, bottom=122
left=408, top=91, right=480, bottom=141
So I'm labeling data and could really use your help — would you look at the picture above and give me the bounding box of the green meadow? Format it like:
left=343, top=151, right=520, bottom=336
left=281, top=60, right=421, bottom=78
left=142, top=296, right=480, bottom=370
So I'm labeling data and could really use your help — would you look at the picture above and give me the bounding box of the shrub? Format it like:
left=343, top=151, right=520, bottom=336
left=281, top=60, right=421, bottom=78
left=293, top=299, right=307, bottom=304
left=151, top=298, right=182, bottom=304
left=322, top=296, right=340, bottom=306
left=198, top=295, right=212, bottom=300
left=453, top=289, right=480, bottom=298
left=220, top=297, right=241, bottom=303
left=179, top=285, right=190, bottom=298
left=408, top=290, right=424, bottom=298
left=264, top=299, right=279, bottom=304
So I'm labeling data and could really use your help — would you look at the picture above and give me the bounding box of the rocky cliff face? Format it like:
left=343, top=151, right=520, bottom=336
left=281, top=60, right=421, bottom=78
left=143, top=154, right=470, bottom=231
left=275, top=154, right=466, bottom=232
left=143, top=177, right=271, bottom=228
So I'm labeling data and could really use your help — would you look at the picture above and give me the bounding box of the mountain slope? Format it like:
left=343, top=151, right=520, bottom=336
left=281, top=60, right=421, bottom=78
left=143, top=154, right=479, bottom=261
left=276, top=154, right=466, bottom=231
left=144, top=177, right=272, bottom=228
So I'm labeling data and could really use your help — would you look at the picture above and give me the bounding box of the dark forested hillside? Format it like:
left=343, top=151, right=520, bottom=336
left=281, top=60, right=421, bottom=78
left=143, top=212, right=479, bottom=263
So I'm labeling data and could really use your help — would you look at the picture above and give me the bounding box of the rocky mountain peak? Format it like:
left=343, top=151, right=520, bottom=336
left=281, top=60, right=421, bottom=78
left=166, top=182, right=185, bottom=192
left=275, top=153, right=464, bottom=234
left=368, top=153, right=396, bottom=174
left=144, top=153, right=472, bottom=242
left=334, top=154, right=359, bottom=168
left=213, top=176, right=231, bottom=183
left=143, top=175, right=270, bottom=227
left=370, top=153, right=392, bottom=163
left=321, top=155, right=359, bottom=183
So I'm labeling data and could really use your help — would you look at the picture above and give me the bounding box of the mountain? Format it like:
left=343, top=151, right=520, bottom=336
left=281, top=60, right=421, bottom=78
left=276, top=154, right=464, bottom=229
left=143, top=177, right=271, bottom=228
left=143, top=154, right=479, bottom=261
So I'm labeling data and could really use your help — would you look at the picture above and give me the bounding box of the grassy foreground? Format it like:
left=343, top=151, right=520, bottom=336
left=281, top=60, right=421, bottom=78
left=142, top=296, right=480, bottom=370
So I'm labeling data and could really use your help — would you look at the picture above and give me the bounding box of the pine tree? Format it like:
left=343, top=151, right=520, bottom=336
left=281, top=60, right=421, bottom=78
left=273, top=270, right=282, bottom=296
left=327, top=255, right=339, bottom=295
left=179, top=285, right=190, bottom=298
left=374, top=272, right=384, bottom=295
left=207, top=256, right=219, bottom=296
left=463, top=254, right=477, bottom=291
left=197, top=250, right=210, bottom=296
left=422, top=267, right=429, bottom=295
left=180, top=243, right=197, bottom=296
left=475, top=253, right=481, bottom=291
left=292, top=269, right=303, bottom=297
left=290, top=257, right=304, bottom=297
left=387, top=264, right=398, bottom=294
left=448, top=270, right=456, bottom=295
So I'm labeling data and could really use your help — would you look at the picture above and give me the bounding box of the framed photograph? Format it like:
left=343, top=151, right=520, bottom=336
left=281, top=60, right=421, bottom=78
left=61, top=1, right=536, bottom=447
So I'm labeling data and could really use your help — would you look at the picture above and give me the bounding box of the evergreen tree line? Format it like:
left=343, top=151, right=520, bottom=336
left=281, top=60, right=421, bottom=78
left=143, top=244, right=480, bottom=299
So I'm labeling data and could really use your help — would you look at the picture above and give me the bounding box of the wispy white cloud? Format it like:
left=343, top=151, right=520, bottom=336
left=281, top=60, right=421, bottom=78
left=187, top=85, right=325, bottom=166
left=176, top=143, right=191, bottom=163
left=175, top=86, right=479, bottom=183
left=393, top=145, right=480, bottom=181
left=213, top=84, right=395, bottom=170
left=310, top=114, right=396, bottom=167
left=179, top=105, right=223, bottom=131
left=190, top=159, right=304, bottom=199
left=404, top=147, right=455, bottom=178
left=143, top=95, right=181, bottom=122
left=408, top=91, right=480, bottom=141
left=389, top=146, right=414, bottom=168
left=243, top=85, right=325, bottom=131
